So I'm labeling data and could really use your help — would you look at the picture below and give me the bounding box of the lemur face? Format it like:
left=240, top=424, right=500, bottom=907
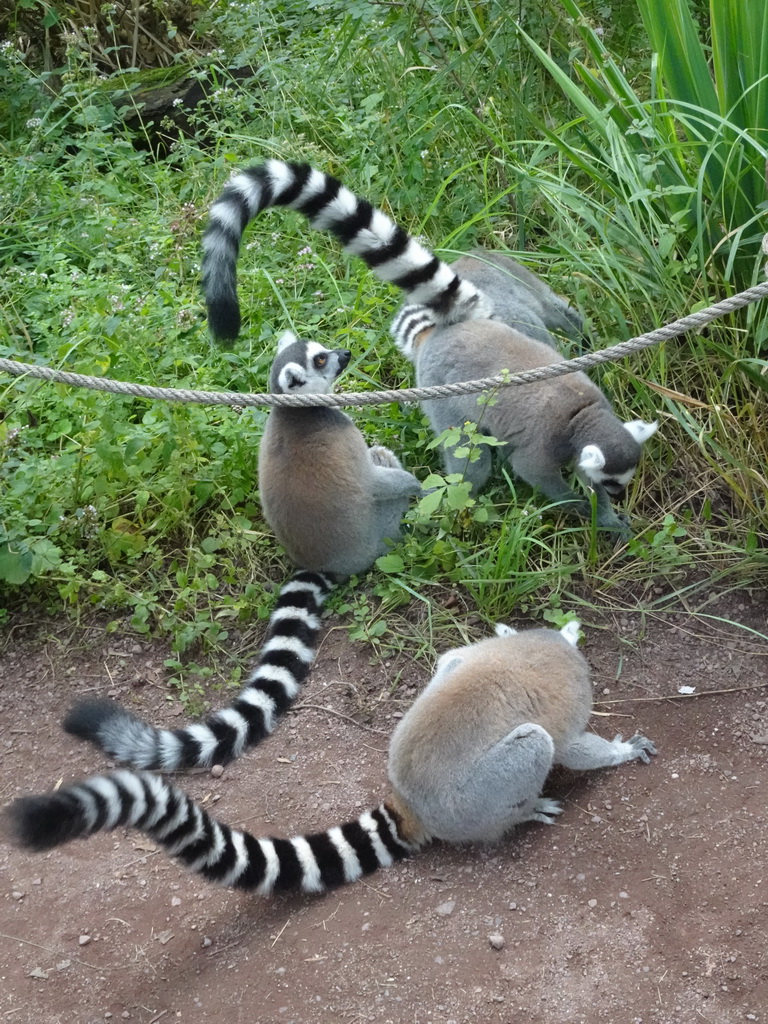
left=577, top=420, right=658, bottom=499
left=272, top=332, right=351, bottom=394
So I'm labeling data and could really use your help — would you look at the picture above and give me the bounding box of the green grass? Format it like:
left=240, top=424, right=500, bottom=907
left=1, top=0, right=767, bottom=694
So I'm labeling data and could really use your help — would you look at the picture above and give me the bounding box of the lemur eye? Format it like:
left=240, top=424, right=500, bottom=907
left=313, top=354, right=327, bottom=368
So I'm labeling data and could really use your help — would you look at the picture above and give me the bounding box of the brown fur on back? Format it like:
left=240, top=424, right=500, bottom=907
left=259, top=407, right=374, bottom=570
left=389, top=631, right=591, bottom=790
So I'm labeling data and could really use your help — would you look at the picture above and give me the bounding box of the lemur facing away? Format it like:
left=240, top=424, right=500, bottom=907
left=64, top=331, right=422, bottom=773
left=391, top=255, right=658, bottom=534
left=201, top=159, right=655, bottom=533
left=7, top=620, right=656, bottom=896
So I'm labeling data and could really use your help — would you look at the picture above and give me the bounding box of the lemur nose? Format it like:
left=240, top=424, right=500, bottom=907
left=337, top=349, right=351, bottom=368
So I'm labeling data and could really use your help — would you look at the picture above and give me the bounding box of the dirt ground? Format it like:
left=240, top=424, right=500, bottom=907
left=1, top=586, right=767, bottom=1024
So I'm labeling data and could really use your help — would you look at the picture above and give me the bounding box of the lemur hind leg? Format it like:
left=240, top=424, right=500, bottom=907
left=432, top=723, right=558, bottom=842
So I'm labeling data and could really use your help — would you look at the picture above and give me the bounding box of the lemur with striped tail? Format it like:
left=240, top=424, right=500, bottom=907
left=200, top=159, right=492, bottom=342
left=7, top=620, right=656, bottom=896
left=391, top=253, right=658, bottom=534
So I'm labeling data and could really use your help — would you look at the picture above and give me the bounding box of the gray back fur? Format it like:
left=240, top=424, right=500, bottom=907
left=452, top=252, right=583, bottom=346
left=390, top=256, right=656, bottom=534
left=413, top=321, right=650, bottom=532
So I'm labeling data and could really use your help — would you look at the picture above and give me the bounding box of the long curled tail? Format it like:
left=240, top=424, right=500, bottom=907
left=63, top=570, right=333, bottom=772
left=5, top=772, right=421, bottom=895
left=201, top=159, right=491, bottom=341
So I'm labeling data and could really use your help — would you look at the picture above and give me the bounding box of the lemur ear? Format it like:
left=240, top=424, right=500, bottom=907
left=624, top=419, right=658, bottom=444
left=278, top=362, right=306, bottom=391
left=560, top=620, right=582, bottom=648
left=276, top=330, right=298, bottom=353
left=578, top=444, right=606, bottom=472
left=494, top=623, right=518, bottom=638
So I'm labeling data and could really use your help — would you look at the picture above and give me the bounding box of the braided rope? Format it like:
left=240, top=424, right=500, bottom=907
left=2, top=280, right=768, bottom=409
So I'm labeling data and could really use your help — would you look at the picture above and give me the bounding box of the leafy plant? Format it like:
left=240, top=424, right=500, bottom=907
left=516, top=0, right=768, bottom=298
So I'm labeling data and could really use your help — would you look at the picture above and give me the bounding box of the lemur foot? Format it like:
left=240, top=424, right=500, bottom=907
left=369, top=445, right=403, bottom=470
left=613, top=733, right=657, bottom=764
left=527, top=798, right=563, bottom=825
left=600, top=510, right=632, bottom=538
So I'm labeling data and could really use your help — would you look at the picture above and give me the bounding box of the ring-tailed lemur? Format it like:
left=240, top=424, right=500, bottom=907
left=64, top=332, right=423, bottom=772
left=64, top=569, right=333, bottom=771
left=391, top=266, right=657, bottom=534
left=258, top=331, right=423, bottom=575
left=7, top=620, right=656, bottom=895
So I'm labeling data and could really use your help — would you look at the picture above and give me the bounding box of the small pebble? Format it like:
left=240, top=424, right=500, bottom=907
left=588, top=899, right=597, bottom=908
left=436, top=901, right=456, bottom=916
left=488, top=932, right=505, bottom=950
left=202, top=936, right=212, bottom=948
left=171, top=896, right=182, bottom=907
left=211, top=765, right=224, bottom=778
left=79, top=935, right=91, bottom=946
left=11, top=891, right=24, bottom=901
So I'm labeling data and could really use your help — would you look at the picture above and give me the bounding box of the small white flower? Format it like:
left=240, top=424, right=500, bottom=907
left=25, top=117, right=43, bottom=129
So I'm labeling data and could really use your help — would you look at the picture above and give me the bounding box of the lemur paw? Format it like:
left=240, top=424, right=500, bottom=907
left=607, top=511, right=633, bottom=539
left=528, top=798, right=563, bottom=824
left=594, top=509, right=632, bottom=538
left=612, top=733, right=657, bottom=764
left=369, top=445, right=403, bottom=470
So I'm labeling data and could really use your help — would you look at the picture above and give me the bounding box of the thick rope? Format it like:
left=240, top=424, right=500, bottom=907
left=2, top=280, right=768, bottom=409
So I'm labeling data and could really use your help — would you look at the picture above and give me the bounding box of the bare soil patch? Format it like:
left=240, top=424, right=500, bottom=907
left=1, top=589, right=767, bottom=1024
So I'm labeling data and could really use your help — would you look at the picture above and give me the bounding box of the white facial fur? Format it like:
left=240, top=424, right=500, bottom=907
left=623, top=419, right=658, bottom=444
left=577, top=445, right=639, bottom=490
left=275, top=338, right=347, bottom=395
left=277, top=361, right=308, bottom=392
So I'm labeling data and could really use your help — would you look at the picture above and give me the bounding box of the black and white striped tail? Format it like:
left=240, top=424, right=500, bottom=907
left=5, top=771, right=420, bottom=894
left=201, top=158, right=491, bottom=341
left=390, top=303, right=439, bottom=360
left=63, top=571, right=334, bottom=772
